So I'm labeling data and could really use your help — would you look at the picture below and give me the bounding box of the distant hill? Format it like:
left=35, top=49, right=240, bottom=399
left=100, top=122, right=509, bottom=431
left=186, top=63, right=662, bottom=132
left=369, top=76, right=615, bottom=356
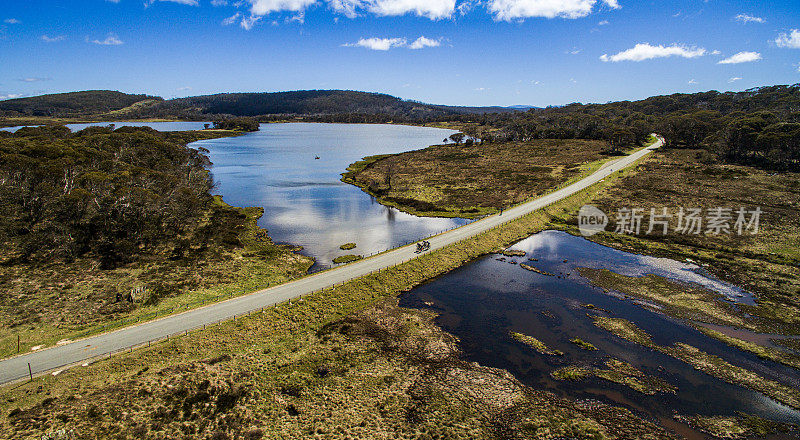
left=0, top=91, right=162, bottom=117
left=147, top=90, right=519, bottom=119
left=159, top=90, right=446, bottom=117
left=0, top=90, right=517, bottom=120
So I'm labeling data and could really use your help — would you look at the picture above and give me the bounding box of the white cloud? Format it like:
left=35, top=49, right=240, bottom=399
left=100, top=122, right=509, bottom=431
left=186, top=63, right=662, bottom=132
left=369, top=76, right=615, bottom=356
left=328, top=0, right=363, bottom=17
left=41, top=35, right=66, bottom=43
left=718, top=51, right=761, bottom=64
left=89, top=33, right=123, bottom=45
left=775, top=29, right=800, bottom=49
left=246, top=0, right=454, bottom=20
left=728, top=77, right=742, bottom=83
left=145, top=0, right=199, bottom=5
left=237, top=0, right=618, bottom=22
left=688, top=79, right=698, bottom=84
left=711, top=49, right=721, bottom=55
left=19, top=77, right=51, bottom=82
left=598, top=19, right=609, bottom=25
left=211, top=0, right=229, bottom=5
left=456, top=0, right=475, bottom=15
left=4, top=18, right=20, bottom=24
left=221, top=10, right=262, bottom=29
left=735, top=13, right=764, bottom=24
left=0, top=94, right=23, bottom=100
left=248, top=0, right=318, bottom=15
left=488, top=0, right=619, bottom=21
left=177, top=86, right=192, bottom=91
left=366, top=0, right=455, bottom=19
left=600, top=43, right=705, bottom=62
left=408, top=36, right=440, bottom=49
left=222, top=12, right=242, bottom=25
left=240, top=14, right=262, bottom=29
left=345, top=37, right=407, bottom=50
left=344, top=36, right=440, bottom=50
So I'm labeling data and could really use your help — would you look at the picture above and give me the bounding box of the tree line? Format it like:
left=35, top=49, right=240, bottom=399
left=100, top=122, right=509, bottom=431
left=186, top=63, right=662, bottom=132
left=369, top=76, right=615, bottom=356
left=444, top=85, right=800, bottom=171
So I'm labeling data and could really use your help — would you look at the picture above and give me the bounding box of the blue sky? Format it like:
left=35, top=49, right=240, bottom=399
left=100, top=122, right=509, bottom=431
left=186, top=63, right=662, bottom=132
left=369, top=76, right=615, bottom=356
left=1, top=0, right=799, bottom=106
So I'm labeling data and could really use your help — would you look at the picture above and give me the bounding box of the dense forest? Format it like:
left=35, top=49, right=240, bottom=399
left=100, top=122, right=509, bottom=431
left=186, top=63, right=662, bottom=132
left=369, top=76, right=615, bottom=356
left=0, top=125, right=243, bottom=268
left=449, top=84, right=800, bottom=171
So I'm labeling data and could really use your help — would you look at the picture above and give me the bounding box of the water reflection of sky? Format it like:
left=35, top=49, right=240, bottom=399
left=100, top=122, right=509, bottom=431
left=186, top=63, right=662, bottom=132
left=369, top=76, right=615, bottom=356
left=506, top=230, right=753, bottom=304
left=400, top=229, right=800, bottom=432
left=191, top=123, right=467, bottom=269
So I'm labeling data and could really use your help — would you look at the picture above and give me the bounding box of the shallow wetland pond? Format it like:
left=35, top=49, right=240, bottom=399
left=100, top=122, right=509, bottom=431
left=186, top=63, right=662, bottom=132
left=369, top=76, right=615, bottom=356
left=400, top=230, right=800, bottom=438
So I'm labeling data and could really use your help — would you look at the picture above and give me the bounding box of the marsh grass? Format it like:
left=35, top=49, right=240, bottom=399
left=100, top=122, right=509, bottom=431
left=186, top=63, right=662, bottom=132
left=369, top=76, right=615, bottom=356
left=590, top=316, right=800, bottom=409
left=509, top=331, right=563, bottom=356
left=332, top=254, right=363, bottom=264
left=552, top=359, right=676, bottom=395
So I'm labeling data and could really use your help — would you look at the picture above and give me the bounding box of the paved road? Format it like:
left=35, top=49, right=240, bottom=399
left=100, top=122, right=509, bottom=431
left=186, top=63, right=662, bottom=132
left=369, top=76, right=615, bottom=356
left=0, top=137, right=662, bottom=385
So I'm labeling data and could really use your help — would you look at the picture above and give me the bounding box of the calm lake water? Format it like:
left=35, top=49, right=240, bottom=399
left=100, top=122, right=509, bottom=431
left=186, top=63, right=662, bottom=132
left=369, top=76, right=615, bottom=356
left=190, top=123, right=467, bottom=269
left=400, top=230, right=800, bottom=438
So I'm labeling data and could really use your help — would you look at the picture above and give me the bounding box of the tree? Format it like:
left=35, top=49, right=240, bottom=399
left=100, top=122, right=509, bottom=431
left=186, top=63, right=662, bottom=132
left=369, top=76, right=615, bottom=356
left=213, top=117, right=260, bottom=132
left=449, top=133, right=465, bottom=144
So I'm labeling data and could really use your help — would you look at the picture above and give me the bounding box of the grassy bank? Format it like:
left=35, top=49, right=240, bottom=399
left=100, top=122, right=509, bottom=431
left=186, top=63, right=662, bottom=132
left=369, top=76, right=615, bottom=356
left=0, top=197, right=313, bottom=358
left=341, top=139, right=616, bottom=218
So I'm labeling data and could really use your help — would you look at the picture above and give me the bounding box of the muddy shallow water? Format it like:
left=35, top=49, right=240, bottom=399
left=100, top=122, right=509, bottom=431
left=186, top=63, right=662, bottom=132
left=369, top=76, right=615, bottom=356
left=400, top=230, right=800, bottom=438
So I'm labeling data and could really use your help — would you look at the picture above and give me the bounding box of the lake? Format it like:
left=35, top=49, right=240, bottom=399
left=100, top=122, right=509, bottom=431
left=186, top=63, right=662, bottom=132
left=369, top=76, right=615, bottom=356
left=191, top=123, right=468, bottom=269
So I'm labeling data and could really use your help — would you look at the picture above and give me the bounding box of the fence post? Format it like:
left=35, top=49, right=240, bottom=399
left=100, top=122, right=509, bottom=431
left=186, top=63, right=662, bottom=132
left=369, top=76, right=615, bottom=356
left=28, top=363, right=32, bottom=381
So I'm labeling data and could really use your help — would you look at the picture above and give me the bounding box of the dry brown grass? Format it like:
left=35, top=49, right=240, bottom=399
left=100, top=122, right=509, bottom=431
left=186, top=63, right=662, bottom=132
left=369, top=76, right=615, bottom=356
left=344, top=139, right=610, bottom=217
